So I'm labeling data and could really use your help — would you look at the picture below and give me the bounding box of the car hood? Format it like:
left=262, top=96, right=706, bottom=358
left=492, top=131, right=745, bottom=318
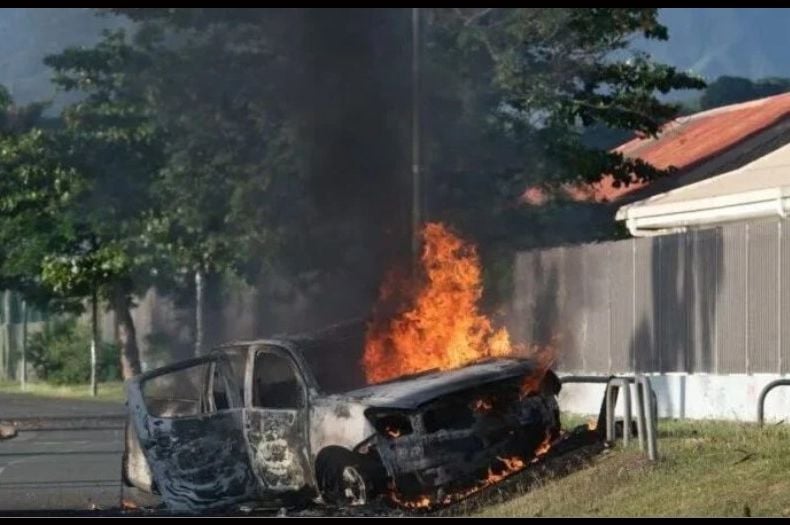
left=338, top=358, right=539, bottom=410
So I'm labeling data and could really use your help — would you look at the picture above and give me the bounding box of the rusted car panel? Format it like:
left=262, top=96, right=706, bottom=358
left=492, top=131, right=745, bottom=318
left=125, top=323, right=561, bottom=512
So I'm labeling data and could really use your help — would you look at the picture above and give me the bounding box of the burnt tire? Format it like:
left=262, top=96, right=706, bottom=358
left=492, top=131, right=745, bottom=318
left=316, top=448, right=375, bottom=508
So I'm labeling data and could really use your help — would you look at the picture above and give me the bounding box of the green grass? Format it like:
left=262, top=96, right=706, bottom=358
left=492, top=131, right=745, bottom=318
left=476, top=416, right=790, bottom=517
left=0, top=380, right=125, bottom=402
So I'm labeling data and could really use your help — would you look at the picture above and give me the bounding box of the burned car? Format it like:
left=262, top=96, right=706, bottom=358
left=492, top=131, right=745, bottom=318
left=123, top=322, right=562, bottom=512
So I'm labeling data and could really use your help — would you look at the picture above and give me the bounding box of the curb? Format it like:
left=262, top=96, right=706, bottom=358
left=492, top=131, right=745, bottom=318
left=0, top=414, right=126, bottom=431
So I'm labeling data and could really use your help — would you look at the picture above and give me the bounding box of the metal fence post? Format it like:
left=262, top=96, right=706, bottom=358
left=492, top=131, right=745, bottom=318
left=757, top=379, right=790, bottom=426
left=637, top=375, right=658, bottom=461
left=561, top=374, right=657, bottom=460
left=605, top=381, right=617, bottom=442
left=605, top=378, right=632, bottom=447
left=621, top=382, right=632, bottom=448
left=633, top=379, right=647, bottom=452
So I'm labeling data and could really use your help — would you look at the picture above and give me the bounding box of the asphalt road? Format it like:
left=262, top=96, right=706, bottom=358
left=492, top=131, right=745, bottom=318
left=0, top=393, right=127, bottom=513
left=0, top=392, right=124, bottom=419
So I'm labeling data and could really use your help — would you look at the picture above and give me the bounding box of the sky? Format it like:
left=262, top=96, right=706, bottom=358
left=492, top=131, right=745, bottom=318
left=643, top=8, right=790, bottom=81
left=1, top=8, right=790, bottom=108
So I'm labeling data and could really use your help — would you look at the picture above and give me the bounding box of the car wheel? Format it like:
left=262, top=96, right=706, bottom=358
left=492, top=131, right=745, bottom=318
left=316, top=449, right=373, bottom=507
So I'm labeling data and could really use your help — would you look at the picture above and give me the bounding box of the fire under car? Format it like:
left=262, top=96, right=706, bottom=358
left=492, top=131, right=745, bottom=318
left=122, top=321, right=563, bottom=512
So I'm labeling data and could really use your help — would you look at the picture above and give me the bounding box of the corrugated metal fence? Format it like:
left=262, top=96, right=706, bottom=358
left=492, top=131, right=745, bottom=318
left=509, top=218, right=790, bottom=375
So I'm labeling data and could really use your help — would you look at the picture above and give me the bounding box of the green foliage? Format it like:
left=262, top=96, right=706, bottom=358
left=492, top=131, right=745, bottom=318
left=423, top=8, right=705, bottom=251
left=700, top=75, right=790, bottom=110
left=0, top=31, right=170, bottom=377
left=27, top=319, right=121, bottom=384
left=99, top=8, right=705, bottom=269
left=0, top=91, right=81, bottom=310
left=43, top=19, right=300, bottom=296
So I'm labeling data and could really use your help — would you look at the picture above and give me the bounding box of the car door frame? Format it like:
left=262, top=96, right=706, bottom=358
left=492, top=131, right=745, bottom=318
left=127, top=353, right=259, bottom=512
left=242, top=342, right=314, bottom=495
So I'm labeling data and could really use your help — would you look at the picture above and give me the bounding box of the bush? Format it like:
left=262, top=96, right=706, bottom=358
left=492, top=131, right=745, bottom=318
left=28, top=319, right=121, bottom=385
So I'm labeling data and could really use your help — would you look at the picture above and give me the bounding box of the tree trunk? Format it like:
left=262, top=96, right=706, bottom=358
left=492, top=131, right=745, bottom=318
left=112, top=289, right=141, bottom=379
left=195, top=268, right=205, bottom=357
left=90, top=288, right=98, bottom=397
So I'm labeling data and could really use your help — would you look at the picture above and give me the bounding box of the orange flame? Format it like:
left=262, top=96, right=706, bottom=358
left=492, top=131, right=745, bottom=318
left=390, top=435, right=556, bottom=510
left=497, top=455, right=526, bottom=472
left=391, top=454, right=527, bottom=510
left=363, top=222, right=528, bottom=384
left=390, top=491, right=432, bottom=510
left=367, top=222, right=562, bottom=511
left=530, top=432, right=553, bottom=463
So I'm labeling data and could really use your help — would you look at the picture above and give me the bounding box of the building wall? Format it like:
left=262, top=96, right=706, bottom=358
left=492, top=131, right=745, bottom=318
left=510, top=217, right=790, bottom=376
left=508, top=217, right=790, bottom=420
left=559, top=373, right=790, bottom=422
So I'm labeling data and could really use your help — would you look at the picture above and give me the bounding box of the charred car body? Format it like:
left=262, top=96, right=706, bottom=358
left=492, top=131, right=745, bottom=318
left=123, top=322, right=562, bottom=512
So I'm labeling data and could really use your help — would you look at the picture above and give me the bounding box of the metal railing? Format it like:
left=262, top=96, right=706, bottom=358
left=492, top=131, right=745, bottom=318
left=560, top=374, right=658, bottom=461
left=757, top=379, right=790, bottom=427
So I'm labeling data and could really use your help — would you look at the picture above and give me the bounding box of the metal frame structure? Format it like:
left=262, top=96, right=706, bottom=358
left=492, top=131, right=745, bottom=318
left=560, top=374, right=658, bottom=461
left=757, top=378, right=790, bottom=427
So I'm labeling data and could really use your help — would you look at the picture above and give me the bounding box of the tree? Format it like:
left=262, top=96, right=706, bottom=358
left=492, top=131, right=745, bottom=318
left=0, top=85, right=57, bottom=304
left=0, top=32, right=169, bottom=379
left=88, top=9, right=413, bottom=346
left=416, top=8, right=706, bottom=253
left=39, top=13, right=310, bottom=357
left=700, top=75, right=790, bottom=110
left=99, top=8, right=704, bottom=302
left=126, top=16, right=302, bottom=353
left=0, top=85, right=58, bottom=385
left=39, top=31, right=170, bottom=379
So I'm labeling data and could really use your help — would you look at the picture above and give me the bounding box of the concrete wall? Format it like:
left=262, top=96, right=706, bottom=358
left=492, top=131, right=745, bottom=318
left=559, top=372, right=790, bottom=422
left=509, top=218, right=790, bottom=422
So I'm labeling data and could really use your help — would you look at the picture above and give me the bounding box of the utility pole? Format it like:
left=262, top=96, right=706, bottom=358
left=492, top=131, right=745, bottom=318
left=410, top=7, right=422, bottom=269
left=1, top=291, right=8, bottom=380
left=20, top=298, right=27, bottom=390
left=89, top=237, right=99, bottom=396
left=195, top=267, right=205, bottom=357
left=90, top=286, right=98, bottom=397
